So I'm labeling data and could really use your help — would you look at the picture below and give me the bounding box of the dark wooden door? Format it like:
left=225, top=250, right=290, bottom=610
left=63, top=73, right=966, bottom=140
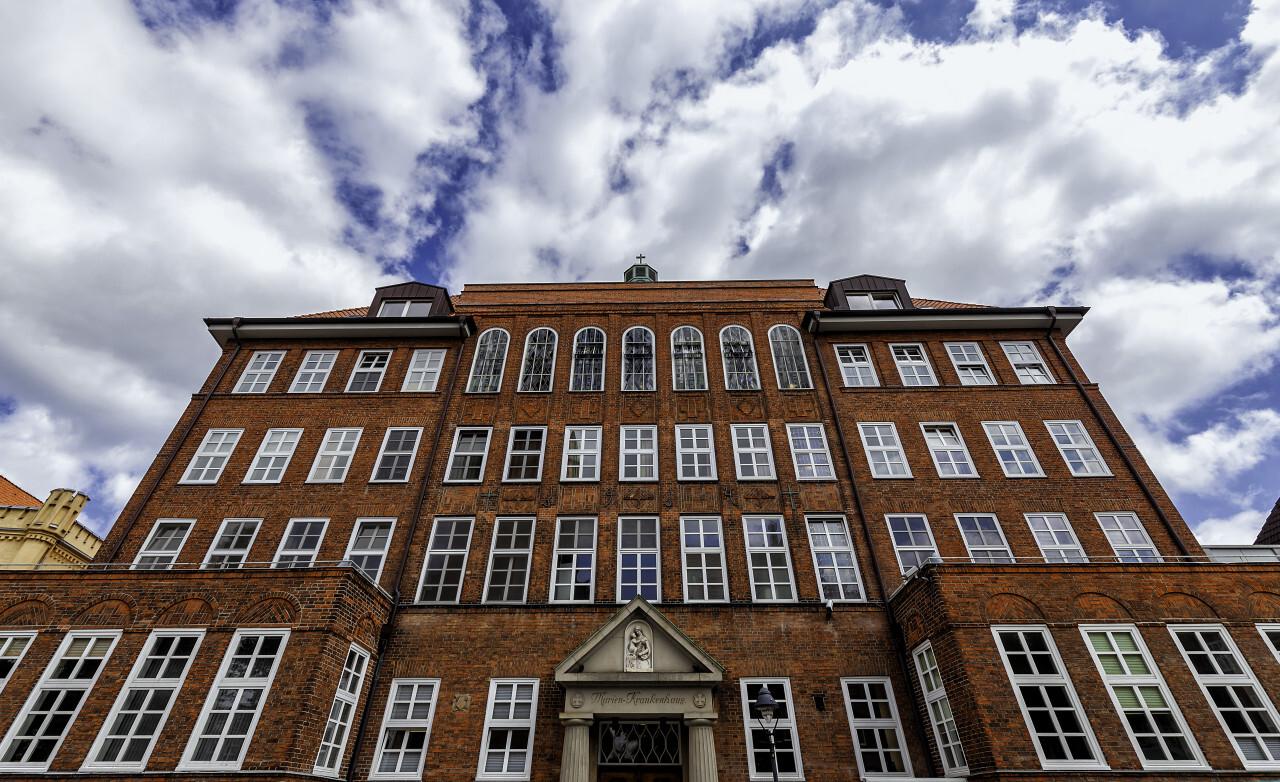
left=598, top=768, right=682, bottom=782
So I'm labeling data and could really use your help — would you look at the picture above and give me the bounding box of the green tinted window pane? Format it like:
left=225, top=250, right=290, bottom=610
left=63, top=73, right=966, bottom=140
left=1088, top=632, right=1114, bottom=653
left=1098, top=654, right=1125, bottom=676
left=1124, top=654, right=1150, bottom=675
left=1114, top=686, right=1141, bottom=709
left=1139, top=686, right=1167, bottom=709
left=1113, top=632, right=1139, bottom=652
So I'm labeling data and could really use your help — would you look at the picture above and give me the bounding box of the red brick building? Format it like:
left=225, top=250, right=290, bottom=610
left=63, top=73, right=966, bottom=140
left=1, top=265, right=1279, bottom=782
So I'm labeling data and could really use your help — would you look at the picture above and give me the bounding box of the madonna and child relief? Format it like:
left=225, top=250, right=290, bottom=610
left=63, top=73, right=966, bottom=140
left=624, top=620, right=653, bottom=672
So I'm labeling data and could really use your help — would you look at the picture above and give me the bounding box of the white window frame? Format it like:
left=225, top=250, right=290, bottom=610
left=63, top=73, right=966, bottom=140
left=178, top=629, right=290, bottom=771
left=1002, top=341, right=1056, bottom=384
left=617, top=516, right=661, bottom=603
left=768, top=324, right=813, bottom=390
left=913, top=643, right=967, bottom=776
left=621, top=325, right=656, bottom=392
left=920, top=422, right=977, bottom=478
left=680, top=516, right=728, bottom=603
left=886, top=514, right=939, bottom=574
left=503, top=427, right=547, bottom=483
left=982, top=421, right=1044, bottom=478
left=944, top=342, right=995, bottom=386
left=467, top=328, right=511, bottom=394
left=132, top=518, right=194, bottom=569
left=719, top=324, right=761, bottom=391
left=1045, top=420, right=1112, bottom=476
left=313, top=643, right=370, bottom=776
left=401, top=349, right=446, bottom=392
left=378, top=299, right=433, bottom=317
left=834, top=344, right=879, bottom=387
left=560, top=426, right=602, bottom=481
left=1025, top=514, right=1088, bottom=562
left=857, top=423, right=912, bottom=479
left=242, top=428, right=303, bottom=484
left=569, top=326, right=607, bottom=392
left=955, top=514, right=1014, bottom=563
left=307, top=428, right=363, bottom=484
left=619, top=425, right=659, bottom=481
left=840, top=675, right=912, bottom=778
left=889, top=343, right=937, bottom=386
left=370, top=678, right=442, bottom=780
left=1080, top=625, right=1205, bottom=769
left=180, top=428, right=244, bottom=484
left=1259, top=624, right=1280, bottom=666
left=0, top=631, right=36, bottom=696
left=549, top=517, right=597, bottom=604
left=81, top=629, right=204, bottom=772
left=345, top=517, right=396, bottom=584
left=1096, top=512, right=1161, bottom=562
left=416, top=517, right=475, bottom=604
left=805, top=515, right=864, bottom=603
left=516, top=328, right=558, bottom=393
left=345, top=349, right=392, bottom=393
left=741, top=678, right=804, bottom=781
left=674, top=424, right=717, bottom=480
left=743, top=516, right=796, bottom=603
left=444, top=427, right=493, bottom=484
left=992, top=625, right=1107, bottom=770
left=289, top=350, right=339, bottom=393
left=483, top=518, right=535, bottom=605
left=273, top=517, right=329, bottom=568
left=476, top=678, right=540, bottom=781
left=233, top=350, right=285, bottom=393
left=847, top=292, right=901, bottom=309
left=202, top=518, right=262, bottom=569
left=731, top=424, right=776, bottom=480
left=786, top=423, right=835, bottom=480
left=0, top=630, right=120, bottom=771
left=371, top=427, right=424, bottom=483
left=670, top=325, right=708, bottom=391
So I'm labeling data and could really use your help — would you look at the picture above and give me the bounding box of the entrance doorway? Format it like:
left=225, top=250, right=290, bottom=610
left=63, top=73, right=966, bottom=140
left=598, top=768, right=682, bottom=782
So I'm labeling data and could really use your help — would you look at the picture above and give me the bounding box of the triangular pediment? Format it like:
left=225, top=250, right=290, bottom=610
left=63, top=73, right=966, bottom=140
left=555, top=597, right=724, bottom=685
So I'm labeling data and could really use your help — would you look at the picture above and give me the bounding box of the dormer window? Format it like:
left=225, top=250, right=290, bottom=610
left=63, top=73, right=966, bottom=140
left=378, top=300, right=433, bottom=317
left=847, top=293, right=900, bottom=310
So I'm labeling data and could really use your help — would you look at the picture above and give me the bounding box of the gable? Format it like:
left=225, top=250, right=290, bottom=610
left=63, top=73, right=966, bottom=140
left=556, top=596, right=723, bottom=684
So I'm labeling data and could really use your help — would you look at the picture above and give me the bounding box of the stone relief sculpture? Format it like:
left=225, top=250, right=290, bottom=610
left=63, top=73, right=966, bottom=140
left=624, top=621, right=653, bottom=672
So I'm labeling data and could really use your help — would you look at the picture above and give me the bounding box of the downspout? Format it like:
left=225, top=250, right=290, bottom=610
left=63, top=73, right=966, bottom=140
left=346, top=333, right=468, bottom=781
left=102, top=317, right=245, bottom=563
left=809, top=322, right=938, bottom=778
left=1041, top=306, right=1191, bottom=557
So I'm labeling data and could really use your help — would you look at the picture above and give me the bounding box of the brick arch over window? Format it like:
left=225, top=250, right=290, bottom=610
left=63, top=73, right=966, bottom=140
left=1071, top=592, right=1133, bottom=621
left=73, top=598, right=135, bottom=627
left=237, top=595, right=300, bottom=626
left=1247, top=591, right=1280, bottom=619
left=355, top=614, right=380, bottom=647
left=0, top=598, right=51, bottom=627
left=984, top=592, right=1046, bottom=623
left=158, top=596, right=218, bottom=626
left=1158, top=591, right=1218, bottom=620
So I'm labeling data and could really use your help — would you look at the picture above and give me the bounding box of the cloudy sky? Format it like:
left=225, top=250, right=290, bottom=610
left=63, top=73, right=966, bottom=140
left=1, top=0, right=1277, bottom=544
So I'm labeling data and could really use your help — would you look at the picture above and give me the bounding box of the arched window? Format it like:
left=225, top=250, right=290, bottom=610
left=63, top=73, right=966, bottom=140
left=570, top=327, right=606, bottom=391
left=671, top=326, right=707, bottom=391
left=621, top=327, right=655, bottom=391
left=517, top=328, right=558, bottom=392
left=719, top=326, right=760, bottom=391
left=467, top=328, right=510, bottom=393
left=768, top=325, right=812, bottom=390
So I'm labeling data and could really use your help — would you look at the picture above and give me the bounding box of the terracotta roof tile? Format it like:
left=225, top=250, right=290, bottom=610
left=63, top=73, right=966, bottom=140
left=297, top=307, right=369, bottom=319
left=912, top=298, right=992, bottom=309
left=0, top=474, right=40, bottom=508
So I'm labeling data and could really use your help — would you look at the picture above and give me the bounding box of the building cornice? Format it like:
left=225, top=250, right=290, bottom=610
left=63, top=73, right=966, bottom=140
left=204, top=315, right=475, bottom=347
left=802, top=305, right=1088, bottom=335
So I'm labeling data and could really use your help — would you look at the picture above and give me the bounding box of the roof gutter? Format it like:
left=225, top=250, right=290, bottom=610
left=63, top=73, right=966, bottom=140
left=204, top=315, right=475, bottom=347
left=803, top=306, right=1088, bottom=335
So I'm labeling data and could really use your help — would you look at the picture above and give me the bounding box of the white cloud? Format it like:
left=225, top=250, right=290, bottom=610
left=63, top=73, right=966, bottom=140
left=1194, top=508, right=1269, bottom=546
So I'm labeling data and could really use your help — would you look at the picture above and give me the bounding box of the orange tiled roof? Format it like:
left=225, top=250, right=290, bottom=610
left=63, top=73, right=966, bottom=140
left=0, top=475, right=40, bottom=508
left=297, top=307, right=369, bottom=319
left=913, top=298, right=991, bottom=309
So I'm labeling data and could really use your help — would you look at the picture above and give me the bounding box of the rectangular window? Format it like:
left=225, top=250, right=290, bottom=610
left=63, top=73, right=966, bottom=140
left=857, top=423, right=911, bottom=478
left=956, top=514, right=1013, bottom=563
left=731, top=424, right=775, bottom=480
left=417, top=518, right=474, bottom=603
left=560, top=426, right=602, bottom=481
left=619, top=426, right=658, bottom=481
left=786, top=423, right=834, bottom=480
left=982, top=421, right=1044, bottom=477
left=180, top=630, right=289, bottom=771
left=82, top=630, right=203, bottom=771
left=945, top=342, right=995, bottom=385
left=1096, top=513, right=1160, bottom=562
left=345, top=518, right=395, bottom=583
left=840, top=677, right=911, bottom=778
left=887, top=514, right=938, bottom=574
left=890, top=343, right=937, bottom=386
left=308, top=428, right=363, bottom=483
left=234, top=350, right=285, bottom=393
left=503, top=427, right=546, bottom=482
left=372, top=428, right=423, bottom=483
left=484, top=518, right=535, bottom=604
left=680, top=517, right=727, bottom=602
left=378, top=299, right=433, bottom=317
left=289, top=350, right=338, bottom=393
left=0, top=631, right=119, bottom=770
left=618, top=517, right=660, bottom=602
left=835, top=344, right=879, bottom=387
left=314, top=645, right=369, bottom=776
left=847, top=292, right=900, bottom=309
left=346, top=350, right=392, bottom=393
left=1026, top=514, right=1087, bottom=562
left=401, top=349, right=445, bottom=392
left=243, top=428, right=302, bottom=484
left=806, top=516, right=863, bottom=601
left=133, top=519, right=194, bottom=569
left=371, top=679, right=440, bottom=780
left=1082, top=626, right=1203, bottom=768
left=921, top=423, right=977, bottom=477
left=1002, top=341, right=1055, bottom=384
left=743, top=517, right=795, bottom=602
left=1260, top=625, right=1280, bottom=665
left=1045, top=420, right=1111, bottom=476
left=445, top=427, right=492, bottom=483
left=675, top=425, right=717, bottom=480
left=202, top=518, right=262, bottom=569
left=1171, top=625, right=1280, bottom=767
left=273, top=518, right=328, bottom=568
left=180, top=428, right=243, bottom=484
left=993, top=626, right=1104, bottom=769
left=914, top=643, right=967, bottom=775
left=478, top=679, right=539, bottom=780
left=741, top=679, right=804, bottom=780
left=0, top=632, right=36, bottom=695
left=550, top=517, right=596, bottom=603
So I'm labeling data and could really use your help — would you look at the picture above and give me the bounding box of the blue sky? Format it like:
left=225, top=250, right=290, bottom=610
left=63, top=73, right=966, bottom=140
left=1, top=0, right=1278, bottom=544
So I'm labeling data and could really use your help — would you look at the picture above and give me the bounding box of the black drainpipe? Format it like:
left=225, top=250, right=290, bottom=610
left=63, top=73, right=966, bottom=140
left=809, top=322, right=938, bottom=778
left=102, top=317, right=244, bottom=563
left=1041, top=306, right=1191, bottom=557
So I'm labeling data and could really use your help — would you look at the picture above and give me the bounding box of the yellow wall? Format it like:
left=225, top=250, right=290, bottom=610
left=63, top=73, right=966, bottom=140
left=0, top=489, right=101, bottom=568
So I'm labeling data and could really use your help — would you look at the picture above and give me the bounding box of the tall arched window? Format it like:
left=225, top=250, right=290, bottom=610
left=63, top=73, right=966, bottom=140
left=467, top=328, right=510, bottom=393
left=621, top=327, right=655, bottom=391
left=570, top=327, right=606, bottom=391
left=719, top=325, right=760, bottom=391
left=517, top=328, right=558, bottom=392
left=768, top=325, right=812, bottom=390
left=671, top=326, right=707, bottom=391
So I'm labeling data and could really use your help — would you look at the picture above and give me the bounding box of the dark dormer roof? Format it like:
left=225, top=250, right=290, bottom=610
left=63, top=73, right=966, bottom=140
left=369, top=281, right=454, bottom=317
left=1255, top=494, right=1280, bottom=546
left=824, top=274, right=915, bottom=310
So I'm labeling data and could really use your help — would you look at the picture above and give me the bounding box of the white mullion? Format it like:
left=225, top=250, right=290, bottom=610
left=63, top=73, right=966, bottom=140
left=840, top=676, right=911, bottom=778
left=273, top=517, right=329, bottom=568
left=1025, top=514, right=1088, bottom=562
left=674, top=424, right=717, bottom=480
left=670, top=326, right=708, bottom=391
left=982, top=421, right=1044, bottom=477
left=202, top=518, right=262, bottom=569
left=483, top=518, right=535, bottom=604
left=619, top=425, right=658, bottom=481
left=0, top=631, right=37, bottom=695
left=617, top=516, right=660, bottom=602
left=786, top=423, right=834, bottom=480
left=549, top=517, right=597, bottom=603
left=345, top=350, right=392, bottom=393
left=467, top=329, right=511, bottom=394
left=371, top=678, right=441, bottom=780
left=1095, top=512, right=1161, bottom=562
left=1002, top=341, right=1055, bottom=384
left=444, top=427, right=493, bottom=483
left=132, top=518, right=195, bottom=569
left=314, top=644, right=370, bottom=776
left=886, top=514, right=939, bottom=574
left=477, top=678, right=539, bottom=780
left=503, top=427, right=547, bottom=483
left=680, top=517, right=727, bottom=602
left=805, top=515, right=864, bottom=602
left=345, top=517, right=396, bottom=584
left=416, top=518, right=475, bottom=604
left=234, top=350, right=285, bottom=393
left=834, top=344, right=879, bottom=387
left=569, top=327, right=607, bottom=392
left=741, top=678, right=804, bottom=780
left=402, top=349, right=446, bottom=392
left=768, top=325, right=813, bottom=390
left=743, top=516, right=796, bottom=602
left=731, top=424, right=775, bottom=480
left=913, top=643, right=968, bottom=776
left=944, top=342, right=995, bottom=385
left=289, top=350, right=338, bottom=393
left=719, top=324, right=761, bottom=391
left=517, top=328, right=558, bottom=393
left=308, top=428, right=363, bottom=483
left=621, top=326, right=656, bottom=392
left=371, top=428, right=424, bottom=483
left=857, top=423, right=912, bottom=478
left=243, top=428, right=303, bottom=484
left=1259, top=624, right=1280, bottom=665
left=955, top=514, right=1013, bottom=563
left=889, top=343, right=937, bottom=386
left=1045, top=420, right=1112, bottom=476
left=920, top=422, right=977, bottom=478
left=180, top=428, right=243, bottom=484
left=560, top=426, right=601, bottom=481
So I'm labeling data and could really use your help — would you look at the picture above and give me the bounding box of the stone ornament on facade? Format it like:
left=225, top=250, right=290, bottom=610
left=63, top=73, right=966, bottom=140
left=624, top=620, right=653, bottom=672
left=570, top=692, right=584, bottom=709
left=452, top=693, right=471, bottom=712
